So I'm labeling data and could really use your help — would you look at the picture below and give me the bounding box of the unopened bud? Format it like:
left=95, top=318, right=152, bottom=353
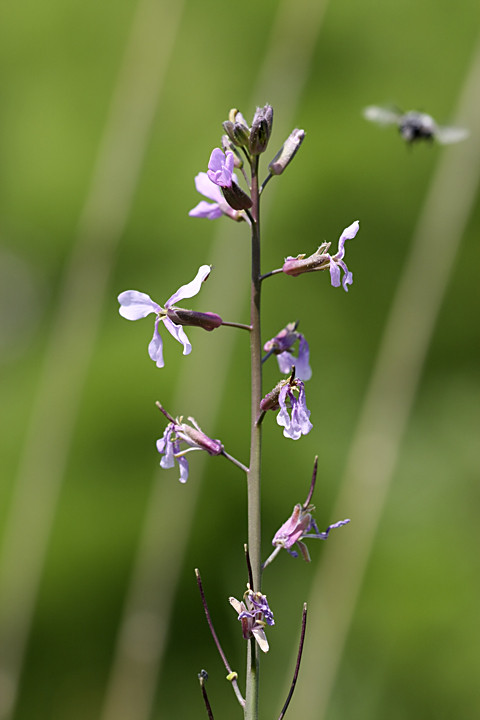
left=222, top=135, right=243, bottom=169
left=167, top=309, right=223, bottom=331
left=223, top=109, right=250, bottom=147
left=222, top=181, right=253, bottom=211
left=268, top=128, right=305, bottom=175
left=249, top=104, right=274, bottom=155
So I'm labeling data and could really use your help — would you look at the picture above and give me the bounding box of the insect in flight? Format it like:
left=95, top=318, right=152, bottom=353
left=363, top=106, right=469, bottom=145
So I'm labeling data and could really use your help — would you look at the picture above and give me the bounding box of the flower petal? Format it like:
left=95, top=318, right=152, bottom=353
left=329, top=261, right=341, bottom=288
left=163, top=317, right=192, bottom=355
left=194, top=172, right=223, bottom=202
left=335, top=220, right=359, bottom=260
left=252, top=626, right=269, bottom=653
left=276, top=385, right=292, bottom=432
left=295, top=335, right=312, bottom=381
left=188, top=201, right=223, bottom=220
left=207, top=149, right=234, bottom=187
left=165, top=265, right=211, bottom=307
left=177, top=455, right=189, bottom=483
left=157, top=426, right=174, bottom=468
left=277, top=351, right=295, bottom=375
left=118, top=290, right=161, bottom=320
left=148, top=318, right=165, bottom=368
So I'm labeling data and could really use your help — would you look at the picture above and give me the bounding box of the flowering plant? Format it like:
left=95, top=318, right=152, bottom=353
left=118, top=105, right=359, bottom=719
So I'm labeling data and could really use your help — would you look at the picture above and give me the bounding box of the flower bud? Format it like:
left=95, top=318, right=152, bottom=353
left=223, top=109, right=250, bottom=147
left=221, top=135, right=243, bottom=169
left=268, top=128, right=305, bottom=175
left=249, top=104, right=274, bottom=155
left=167, top=309, right=223, bottom=331
left=222, top=181, right=253, bottom=211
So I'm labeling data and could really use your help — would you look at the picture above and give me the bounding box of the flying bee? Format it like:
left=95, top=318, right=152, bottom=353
left=363, top=106, right=469, bottom=145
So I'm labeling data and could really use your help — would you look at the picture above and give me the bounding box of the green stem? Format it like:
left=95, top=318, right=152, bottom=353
left=245, top=155, right=262, bottom=720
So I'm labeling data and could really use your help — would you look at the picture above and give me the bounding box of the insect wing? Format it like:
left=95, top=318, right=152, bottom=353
left=363, top=106, right=400, bottom=126
left=435, top=125, right=470, bottom=145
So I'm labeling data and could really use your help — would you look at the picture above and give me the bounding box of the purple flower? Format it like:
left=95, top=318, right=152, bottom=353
left=118, top=265, right=218, bottom=368
left=277, top=381, right=312, bottom=440
left=272, top=503, right=350, bottom=562
left=264, top=322, right=312, bottom=381
left=188, top=172, right=243, bottom=221
left=229, top=585, right=274, bottom=653
left=156, top=416, right=223, bottom=483
left=207, top=148, right=234, bottom=187
left=283, top=221, right=360, bottom=292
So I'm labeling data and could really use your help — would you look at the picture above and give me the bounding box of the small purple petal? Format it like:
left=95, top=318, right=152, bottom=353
left=157, top=425, right=175, bottom=468
left=335, top=220, right=359, bottom=260
left=165, top=265, right=211, bottom=307
left=194, top=172, right=223, bottom=202
left=118, top=290, right=161, bottom=320
left=177, top=455, right=189, bottom=483
left=163, top=316, right=192, bottom=355
left=291, top=384, right=312, bottom=437
left=207, top=149, right=234, bottom=188
left=329, top=261, right=341, bottom=288
left=188, top=201, right=223, bottom=220
left=277, top=351, right=295, bottom=375
left=148, top=318, right=165, bottom=368
left=295, top=335, right=312, bottom=381
left=276, top=385, right=292, bottom=433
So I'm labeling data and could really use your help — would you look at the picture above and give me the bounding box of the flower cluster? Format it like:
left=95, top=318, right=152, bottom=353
left=156, top=413, right=223, bottom=483
left=229, top=585, right=274, bottom=653
left=118, top=265, right=221, bottom=368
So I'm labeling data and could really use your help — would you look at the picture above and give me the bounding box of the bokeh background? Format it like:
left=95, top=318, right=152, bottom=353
left=1, top=0, right=480, bottom=718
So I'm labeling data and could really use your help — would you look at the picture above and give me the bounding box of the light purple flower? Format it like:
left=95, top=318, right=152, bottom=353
left=118, top=265, right=213, bottom=368
left=189, top=172, right=243, bottom=221
left=264, top=323, right=312, bottom=381
left=207, top=148, right=234, bottom=187
left=229, top=585, right=274, bottom=653
left=272, top=503, right=350, bottom=562
left=283, top=220, right=360, bottom=292
left=277, top=381, right=312, bottom=440
left=156, top=416, right=223, bottom=483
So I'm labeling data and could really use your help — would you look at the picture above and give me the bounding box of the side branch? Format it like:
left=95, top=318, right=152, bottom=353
left=277, top=603, right=308, bottom=720
left=221, top=450, right=249, bottom=475
left=260, top=268, right=283, bottom=282
left=195, top=569, right=245, bottom=708
left=221, top=321, right=252, bottom=331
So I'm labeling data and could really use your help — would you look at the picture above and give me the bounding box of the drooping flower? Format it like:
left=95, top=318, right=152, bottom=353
left=277, top=381, right=312, bottom=440
left=188, top=172, right=243, bottom=221
left=272, top=503, right=350, bottom=562
left=156, top=415, right=223, bottom=483
left=118, top=265, right=222, bottom=368
left=260, top=376, right=313, bottom=440
left=229, top=585, right=274, bottom=653
left=283, top=221, right=360, bottom=292
left=264, top=322, right=312, bottom=381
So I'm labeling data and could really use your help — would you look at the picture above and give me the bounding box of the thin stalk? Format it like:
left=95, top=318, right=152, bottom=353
left=221, top=321, right=252, bottom=331
left=195, top=570, right=245, bottom=708
left=221, top=450, right=249, bottom=475
left=260, top=268, right=283, bottom=281
left=245, top=154, right=262, bottom=720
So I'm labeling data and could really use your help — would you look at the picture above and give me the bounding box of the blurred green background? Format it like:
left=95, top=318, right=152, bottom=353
left=1, top=0, right=480, bottom=718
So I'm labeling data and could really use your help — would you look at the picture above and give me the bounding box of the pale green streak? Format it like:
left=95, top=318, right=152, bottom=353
left=0, top=1, right=185, bottom=718
left=289, top=32, right=480, bottom=720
